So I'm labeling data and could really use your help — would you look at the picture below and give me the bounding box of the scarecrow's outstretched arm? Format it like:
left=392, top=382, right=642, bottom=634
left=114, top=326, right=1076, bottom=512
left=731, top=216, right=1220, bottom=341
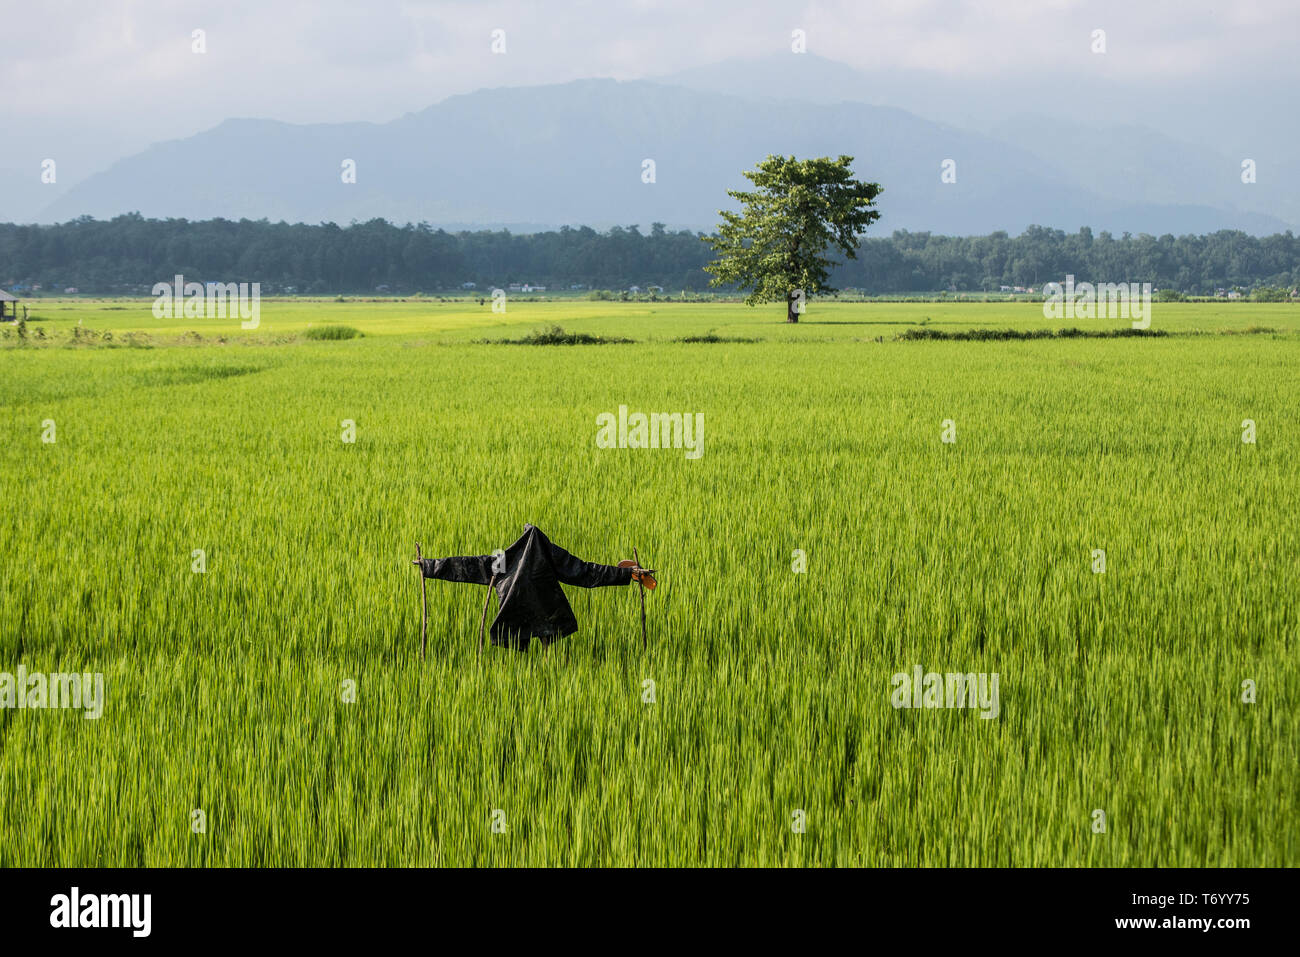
left=549, top=542, right=635, bottom=588
left=416, top=555, right=495, bottom=585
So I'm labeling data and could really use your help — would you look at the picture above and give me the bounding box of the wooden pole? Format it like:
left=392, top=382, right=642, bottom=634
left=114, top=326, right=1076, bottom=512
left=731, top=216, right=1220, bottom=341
left=479, top=575, right=497, bottom=661
left=633, top=547, right=647, bottom=652
left=415, top=543, right=427, bottom=661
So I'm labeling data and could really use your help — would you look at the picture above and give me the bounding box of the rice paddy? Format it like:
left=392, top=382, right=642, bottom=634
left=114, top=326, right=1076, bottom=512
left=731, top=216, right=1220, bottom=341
left=1, top=297, right=1296, bottom=866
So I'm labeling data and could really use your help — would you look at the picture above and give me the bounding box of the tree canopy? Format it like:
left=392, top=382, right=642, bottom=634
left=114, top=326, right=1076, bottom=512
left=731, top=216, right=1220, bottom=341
left=703, top=155, right=882, bottom=321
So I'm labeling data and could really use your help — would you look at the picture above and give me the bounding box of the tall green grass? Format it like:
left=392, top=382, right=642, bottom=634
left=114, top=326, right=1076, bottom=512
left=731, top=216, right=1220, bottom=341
left=0, top=301, right=1295, bottom=865
left=303, top=324, right=362, bottom=340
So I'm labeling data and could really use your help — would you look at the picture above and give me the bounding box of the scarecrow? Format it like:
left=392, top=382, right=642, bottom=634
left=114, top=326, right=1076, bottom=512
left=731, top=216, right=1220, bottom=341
left=412, top=524, right=656, bottom=656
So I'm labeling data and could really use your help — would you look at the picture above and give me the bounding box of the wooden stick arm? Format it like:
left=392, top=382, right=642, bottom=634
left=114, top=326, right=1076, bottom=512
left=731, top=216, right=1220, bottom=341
left=416, top=542, right=428, bottom=661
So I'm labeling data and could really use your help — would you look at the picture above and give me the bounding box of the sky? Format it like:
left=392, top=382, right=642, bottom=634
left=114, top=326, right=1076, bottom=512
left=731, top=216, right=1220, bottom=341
left=2, top=0, right=1296, bottom=220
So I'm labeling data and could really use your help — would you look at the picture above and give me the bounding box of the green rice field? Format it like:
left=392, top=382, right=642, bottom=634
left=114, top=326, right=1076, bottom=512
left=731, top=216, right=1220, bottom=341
left=1, top=297, right=1296, bottom=866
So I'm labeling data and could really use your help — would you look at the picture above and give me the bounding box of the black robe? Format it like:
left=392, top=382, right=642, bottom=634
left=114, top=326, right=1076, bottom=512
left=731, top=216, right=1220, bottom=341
left=417, top=524, right=632, bottom=649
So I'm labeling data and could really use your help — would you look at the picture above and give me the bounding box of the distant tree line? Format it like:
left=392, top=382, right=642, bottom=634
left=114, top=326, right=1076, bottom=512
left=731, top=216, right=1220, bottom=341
left=2, top=214, right=1298, bottom=296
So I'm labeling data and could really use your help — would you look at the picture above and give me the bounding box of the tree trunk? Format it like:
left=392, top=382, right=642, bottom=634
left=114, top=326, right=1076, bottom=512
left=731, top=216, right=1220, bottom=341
left=786, top=292, right=800, bottom=323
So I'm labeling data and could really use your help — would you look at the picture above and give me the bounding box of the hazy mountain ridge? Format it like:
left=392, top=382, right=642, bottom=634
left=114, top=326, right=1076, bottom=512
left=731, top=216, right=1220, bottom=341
left=38, top=72, right=1296, bottom=236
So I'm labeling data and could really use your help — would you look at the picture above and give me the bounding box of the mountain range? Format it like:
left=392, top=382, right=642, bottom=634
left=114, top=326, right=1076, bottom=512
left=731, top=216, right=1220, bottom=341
left=35, top=55, right=1298, bottom=236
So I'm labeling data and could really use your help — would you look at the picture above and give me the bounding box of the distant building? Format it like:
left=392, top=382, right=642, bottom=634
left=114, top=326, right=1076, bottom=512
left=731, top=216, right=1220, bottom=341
left=461, top=281, right=477, bottom=289
left=629, top=285, right=641, bottom=293
left=1227, top=290, right=1242, bottom=300
left=522, top=283, right=546, bottom=292
left=0, top=290, right=19, bottom=322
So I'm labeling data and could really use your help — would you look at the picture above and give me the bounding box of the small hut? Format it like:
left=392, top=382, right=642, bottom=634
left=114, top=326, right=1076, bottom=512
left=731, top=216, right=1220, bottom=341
left=0, top=291, right=18, bottom=322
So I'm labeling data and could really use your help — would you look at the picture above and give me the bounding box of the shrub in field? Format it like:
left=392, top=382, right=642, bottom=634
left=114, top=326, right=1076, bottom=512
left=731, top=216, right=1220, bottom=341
left=675, top=333, right=761, bottom=343
left=304, top=325, right=363, bottom=340
left=1055, top=327, right=1168, bottom=338
left=485, top=324, right=633, bottom=345
left=897, top=327, right=1168, bottom=341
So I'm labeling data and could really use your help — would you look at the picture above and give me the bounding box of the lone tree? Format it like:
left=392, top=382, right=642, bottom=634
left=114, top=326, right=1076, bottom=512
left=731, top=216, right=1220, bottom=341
left=703, top=155, right=882, bottom=322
